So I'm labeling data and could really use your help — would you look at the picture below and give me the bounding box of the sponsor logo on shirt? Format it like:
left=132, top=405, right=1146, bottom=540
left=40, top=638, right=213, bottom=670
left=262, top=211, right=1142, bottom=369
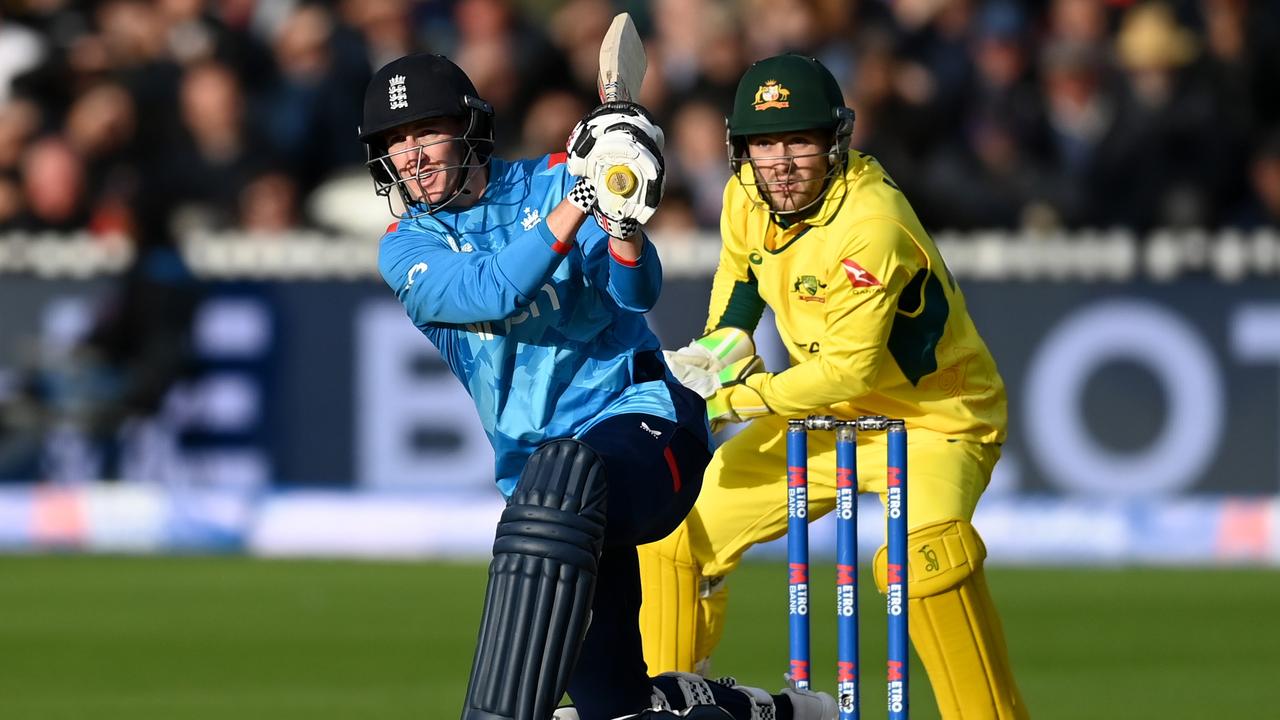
left=404, top=262, right=428, bottom=289
left=841, top=259, right=881, bottom=289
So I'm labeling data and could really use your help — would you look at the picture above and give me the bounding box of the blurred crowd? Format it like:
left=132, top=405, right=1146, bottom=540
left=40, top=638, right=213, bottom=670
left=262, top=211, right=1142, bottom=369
left=1, top=0, right=1279, bottom=242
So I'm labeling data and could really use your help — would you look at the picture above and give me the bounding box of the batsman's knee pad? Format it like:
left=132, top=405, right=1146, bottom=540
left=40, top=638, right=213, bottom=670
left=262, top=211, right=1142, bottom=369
left=638, top=526, right=725, bottom=675
left=463, top=439, right=608, bottom=720
left=872, top=519, right=1029, bottom=720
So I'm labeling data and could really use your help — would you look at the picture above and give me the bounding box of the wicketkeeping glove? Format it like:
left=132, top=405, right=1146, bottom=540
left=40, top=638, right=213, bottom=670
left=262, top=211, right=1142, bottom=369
left=663, top=328, right=757, bottom=397
left=704, top=355, right=771, bottom=432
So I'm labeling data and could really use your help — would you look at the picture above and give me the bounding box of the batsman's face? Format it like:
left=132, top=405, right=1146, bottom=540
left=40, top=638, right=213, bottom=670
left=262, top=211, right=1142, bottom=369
left=745, top=130, right=832, bottom=213
left=383, top=117, right=466, bottom=202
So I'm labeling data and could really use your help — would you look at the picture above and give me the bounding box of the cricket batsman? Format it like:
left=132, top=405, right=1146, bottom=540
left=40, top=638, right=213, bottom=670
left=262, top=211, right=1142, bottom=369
left=638, top=54, right=1030, bottom=720
left=361, top=52, right=839, bottom=720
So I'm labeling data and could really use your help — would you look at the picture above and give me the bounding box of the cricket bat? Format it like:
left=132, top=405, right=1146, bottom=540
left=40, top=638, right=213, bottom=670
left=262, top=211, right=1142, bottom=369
left=596, top=13, right=647, bottom=198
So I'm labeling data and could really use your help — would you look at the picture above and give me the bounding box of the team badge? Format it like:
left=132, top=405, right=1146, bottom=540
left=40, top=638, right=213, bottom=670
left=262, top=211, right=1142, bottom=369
left=388, top=74, right=408, bottom=110
left=748, top=251, right=763, bottom=265
left=841, top=259, right=881, bottom=288
left=753, top=80, right=791, bottom=110
left=792, top=275, right=827, bottom=302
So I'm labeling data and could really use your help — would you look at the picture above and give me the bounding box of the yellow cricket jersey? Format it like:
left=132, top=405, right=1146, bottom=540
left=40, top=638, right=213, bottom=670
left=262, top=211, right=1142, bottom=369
left=708, top=151, right=1007, bottom=443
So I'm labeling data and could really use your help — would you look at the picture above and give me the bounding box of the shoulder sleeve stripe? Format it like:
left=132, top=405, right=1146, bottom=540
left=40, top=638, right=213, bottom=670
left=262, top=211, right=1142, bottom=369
left=385, top=221, right=399, bottom=234
left=547, top=152, right=568, bottom=168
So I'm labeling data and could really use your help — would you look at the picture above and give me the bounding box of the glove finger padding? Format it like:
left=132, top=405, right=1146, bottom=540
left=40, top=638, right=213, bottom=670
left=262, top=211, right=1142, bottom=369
left=705, top=357, right=770, bottom=431
left=716, top=355, right=764, bottom=387
left=664, top=328, right=757, bottom=375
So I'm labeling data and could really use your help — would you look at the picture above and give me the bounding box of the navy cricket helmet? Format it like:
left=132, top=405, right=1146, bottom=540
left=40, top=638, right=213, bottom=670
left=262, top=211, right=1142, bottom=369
left=358, top=53, right=495, bottom=215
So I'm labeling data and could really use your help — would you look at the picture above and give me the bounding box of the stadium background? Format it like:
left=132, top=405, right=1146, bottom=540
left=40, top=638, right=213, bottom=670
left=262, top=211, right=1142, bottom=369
left=1, top=0, right=1278, bottom=718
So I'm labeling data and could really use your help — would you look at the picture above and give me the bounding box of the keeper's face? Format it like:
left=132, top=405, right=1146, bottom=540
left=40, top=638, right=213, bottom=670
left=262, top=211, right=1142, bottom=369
left=383, top=116, right=467, bottom=203
left=745, top=129, right=832, bottom=214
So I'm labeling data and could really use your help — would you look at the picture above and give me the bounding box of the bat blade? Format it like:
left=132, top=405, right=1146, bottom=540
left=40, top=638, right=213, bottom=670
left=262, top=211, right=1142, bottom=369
left=597, top=13, right=646, bottom=103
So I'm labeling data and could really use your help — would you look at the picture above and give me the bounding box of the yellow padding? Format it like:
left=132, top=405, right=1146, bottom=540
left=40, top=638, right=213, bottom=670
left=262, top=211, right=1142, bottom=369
left=873, top=519, right=1029, bottom=720
left=872, top=517, right=986, bottom=598
left=639, top=524, right=726, bottom=674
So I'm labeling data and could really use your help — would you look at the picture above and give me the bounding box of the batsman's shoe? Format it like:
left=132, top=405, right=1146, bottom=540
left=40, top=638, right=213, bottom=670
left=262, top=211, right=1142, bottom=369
left=552, top=707, right=580, bottom=720
left=780, top=687, right=838, bottom=720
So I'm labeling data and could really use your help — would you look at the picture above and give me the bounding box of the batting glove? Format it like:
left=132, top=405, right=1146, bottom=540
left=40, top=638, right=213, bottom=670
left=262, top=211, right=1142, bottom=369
left=567, top=102, right=665, bottom=226
left=566, top=101, right=665, bottom=176
left=586, top=128, right=664, bottom=225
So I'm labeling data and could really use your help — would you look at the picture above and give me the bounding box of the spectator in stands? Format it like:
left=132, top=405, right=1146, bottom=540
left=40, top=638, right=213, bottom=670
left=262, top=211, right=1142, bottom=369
left=1048, top=0, right=1111, bottom=47
left=1038, top=38, right=1113, bottom=227
left=17, top=136, right=90, bottom=231
left=517, top=88, right=588, bottom=158
left=1235, top=132, right=1280, bottom=228
left=1098, top=1, right=1228, bottom=229
left=968, top=1, right=1044, bottom=160
left=340, top=0, right=417, bottom=72
left=912, top=0, right=1055, bottom=230
left=164, top=60, right=263, bottom=231
left=452, top=0, right=572, bottom=154
left=255, top=3, right=370, bottom=187
left=668, top=99, right=732, bottom=229
left=0, top=99, right=38, bottom=175
left=549, top=0, right=615, bottom=97
left=238, top=170, right=301, bottom=233
left=64, top=82, right=140, bottom=237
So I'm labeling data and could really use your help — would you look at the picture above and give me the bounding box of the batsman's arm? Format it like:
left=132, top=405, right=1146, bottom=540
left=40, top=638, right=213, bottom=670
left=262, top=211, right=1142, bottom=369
left=378, top=205, right=585, bottom=326
left=562, top=167, right=662, bottom=313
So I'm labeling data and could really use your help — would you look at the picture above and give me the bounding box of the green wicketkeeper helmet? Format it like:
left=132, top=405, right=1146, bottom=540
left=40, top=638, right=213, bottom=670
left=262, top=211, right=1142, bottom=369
left=726, top=54, right=855, bottom=174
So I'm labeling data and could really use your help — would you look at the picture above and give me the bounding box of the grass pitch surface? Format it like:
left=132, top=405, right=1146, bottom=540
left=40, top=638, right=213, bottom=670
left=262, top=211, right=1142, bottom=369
left=0, top=555, right=1275, bottom=719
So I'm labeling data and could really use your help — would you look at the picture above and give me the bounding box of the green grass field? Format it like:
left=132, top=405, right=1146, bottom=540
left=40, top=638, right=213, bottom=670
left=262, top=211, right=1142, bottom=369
left=1, top=556, right=1276, bottom=719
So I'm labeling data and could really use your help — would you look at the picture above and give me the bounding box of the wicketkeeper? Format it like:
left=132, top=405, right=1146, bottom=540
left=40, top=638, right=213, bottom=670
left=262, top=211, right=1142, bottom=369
left=638, top=54, right=1030, bottom=720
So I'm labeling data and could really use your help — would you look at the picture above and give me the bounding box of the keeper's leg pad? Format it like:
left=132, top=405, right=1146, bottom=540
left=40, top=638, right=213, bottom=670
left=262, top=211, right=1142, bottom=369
left=463, top=439, right=608, bottom=720
left=638, top=524, right=727, bottom=674
left=872, top=519, right=1029, bottom=720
